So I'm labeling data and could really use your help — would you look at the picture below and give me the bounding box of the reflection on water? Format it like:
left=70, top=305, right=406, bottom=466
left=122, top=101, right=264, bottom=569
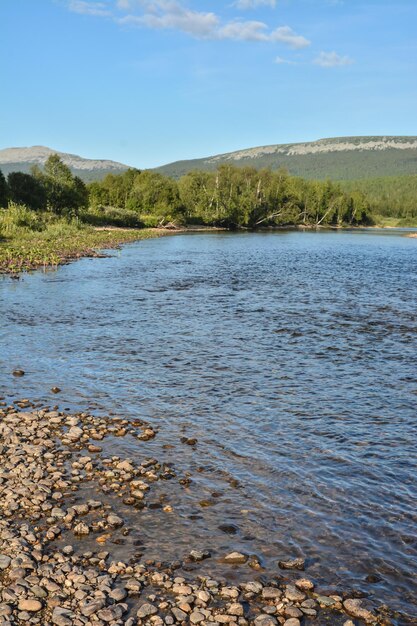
left=1, top=231, right=417, bottom=621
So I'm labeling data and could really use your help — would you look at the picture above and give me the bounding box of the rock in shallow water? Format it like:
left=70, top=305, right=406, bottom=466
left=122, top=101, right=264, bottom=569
left=343, top=598, right=375, bottom=622
left=279, top=557, right=305, bottom=571
left=223, top=551, right=248, bottom=564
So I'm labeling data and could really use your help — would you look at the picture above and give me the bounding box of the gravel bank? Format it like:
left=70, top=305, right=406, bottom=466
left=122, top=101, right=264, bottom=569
left=0, top=401, right=397, bottom=626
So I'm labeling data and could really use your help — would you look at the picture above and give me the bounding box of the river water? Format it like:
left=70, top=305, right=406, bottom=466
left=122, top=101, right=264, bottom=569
left=1, top=230, right=416, bottom=622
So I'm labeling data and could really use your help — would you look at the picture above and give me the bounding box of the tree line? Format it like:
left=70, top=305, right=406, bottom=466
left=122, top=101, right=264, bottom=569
left=0, top=154, right=88, bottom=216
left=0, top=154, right=373, bottom=227
left=88, top=164, right=372, bottom=227
left=340, top=175, right=417, bottom=219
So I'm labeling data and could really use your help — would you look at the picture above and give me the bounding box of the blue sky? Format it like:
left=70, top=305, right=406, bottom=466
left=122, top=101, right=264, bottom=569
left=1, top=0, right=416, bottom=168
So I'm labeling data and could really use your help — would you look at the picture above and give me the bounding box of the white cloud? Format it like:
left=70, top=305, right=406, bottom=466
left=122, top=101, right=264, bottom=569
left=217, top=20, right=269, bottom=42
left=314, top=51, right=353, bottom=67
left=68, top=0, right=112, bottom=17
left=67, top=1, right=311, bottom=47
left=275, top=55, right=296, bottom=65
left=271, top=26, right=310, bottom=49
left=234, top=0, right=276, bottom=9
left=121, top=5, right=219, bottom=39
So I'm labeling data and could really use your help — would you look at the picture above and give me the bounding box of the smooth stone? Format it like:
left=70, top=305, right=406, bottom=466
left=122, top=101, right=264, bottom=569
left=172, top=607, right=188, bottom=621
left=253, top=615, right=277, bottom=626
left=242, top=581, right=263, bottom=594
left=80, top=598, right=106, bottom=616
left=190, top=611, right=205, bottom=623
left=228, top=603, right=244, bottom=616
left=107, top=513, right=124, bottom=527
left=18, top=599, right=43, bottom=612
left=0, top=555, right=11, bottom=570
left=262, top=587, right=282, bottom=600
left=190, top=549, right=211, bottom=562
left=285, top=586, right=306, bottom=602
left=343, top=599, right=375, bottom=622
left=109, top=587, right=127, bottom=601
left=295, top=578, right=314, bottom=591
left=52, top=606, right=75, bottom=626
left=137, top=603, right=158, bottom=618
left=278, top=558, right=305, bottom=571
left=316, top=595, right=336, bottom=607
left=284, top=607, right=303, bottom=619
left=223, top=551, right=248, bottom=564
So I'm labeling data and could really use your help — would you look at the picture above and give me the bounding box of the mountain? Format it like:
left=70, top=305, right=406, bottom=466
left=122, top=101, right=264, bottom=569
left=155, top=136, right=417, bottom=180
left=2, top=137, right=417, bottom=183
left=0, top=146, right=129, bottom=182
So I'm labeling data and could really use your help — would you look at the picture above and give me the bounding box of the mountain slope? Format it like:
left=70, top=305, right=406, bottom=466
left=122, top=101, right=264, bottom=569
left=155, top=136, right=417, bottom=180
left=0, top=146, right=129, bottom=182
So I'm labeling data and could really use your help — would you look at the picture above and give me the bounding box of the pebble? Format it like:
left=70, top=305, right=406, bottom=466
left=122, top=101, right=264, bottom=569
left=254, top=615, right=277, bottom=626
left=223, top=551, right=248, bottom=564
left=107, top=513, right=124, bottom=527
left=343, top=598, right=375, bottom=622
left=17, top=599, right=43, bottom=612
left=0, top=555, right=11, bottom=570
left=295, top=578, right=314, bottom=591
left=262, top=587, right=282, bottom=600
left=0, top=404, right=387, bottom=626
left=278, top=558, right=305, bottom=571
left=285, top=585, right=306, bottom=603
left=137, top=602, right=158, bottom=618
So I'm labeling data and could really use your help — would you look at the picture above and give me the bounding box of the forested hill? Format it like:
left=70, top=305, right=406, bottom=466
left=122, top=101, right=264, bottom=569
left=2, top=137, right=417, bottom=182
left=155, top=136, right=417, bottom=180
left=0, top=146, right=129, bottom=182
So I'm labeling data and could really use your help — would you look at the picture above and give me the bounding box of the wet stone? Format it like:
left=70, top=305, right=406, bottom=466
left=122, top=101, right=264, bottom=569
left=223, top=552, right=248, bottom=564
left=284, top=586, right=306, bottom=603
left=343, top=598, right=375, bottom=622
left=262, top=587, right=282, bottom=600
left=278, top=558, right=305, bottom=571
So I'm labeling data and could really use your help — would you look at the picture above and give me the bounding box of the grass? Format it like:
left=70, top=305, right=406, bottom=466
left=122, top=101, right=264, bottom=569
left=371, top=215, right=417, bottom=228
left=0, top=204, right=162, bottom=275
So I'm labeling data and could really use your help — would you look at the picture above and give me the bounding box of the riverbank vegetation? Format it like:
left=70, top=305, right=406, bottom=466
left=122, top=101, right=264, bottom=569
left=0, top=203, right=160, bottom=274
left=340, top=174, right=417, bottom=225
left=1, top=154, right=373, bottom=229
left=0, top=154, right=415, bottom=273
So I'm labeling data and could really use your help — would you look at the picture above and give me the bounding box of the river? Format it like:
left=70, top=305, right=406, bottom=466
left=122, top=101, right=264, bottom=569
left=1, top=230, right=416, bottom=622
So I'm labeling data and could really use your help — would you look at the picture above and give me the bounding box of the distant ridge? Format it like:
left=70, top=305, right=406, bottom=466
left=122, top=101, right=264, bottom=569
left=154, top=136, right=417, bottom=180
left=1, top=137, right=417, bottom=183
left=0, top=146, right=129, bottom=182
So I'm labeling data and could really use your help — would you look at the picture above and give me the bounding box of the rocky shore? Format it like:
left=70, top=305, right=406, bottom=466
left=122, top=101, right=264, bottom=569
left=0, top=401, right=397, bottom=626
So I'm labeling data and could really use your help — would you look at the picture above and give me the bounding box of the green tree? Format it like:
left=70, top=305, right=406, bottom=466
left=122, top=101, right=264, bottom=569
left=35, top=154, right=88, bottom=215
left=127, top=171, right=181, bottom=218
left=7, top=172, right=46, bottom=210
left=0, top=169, right=8, bottom=208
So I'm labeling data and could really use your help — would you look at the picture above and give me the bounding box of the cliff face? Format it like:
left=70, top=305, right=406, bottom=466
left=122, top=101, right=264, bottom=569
left=155, top=136, right=417, bottom=180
